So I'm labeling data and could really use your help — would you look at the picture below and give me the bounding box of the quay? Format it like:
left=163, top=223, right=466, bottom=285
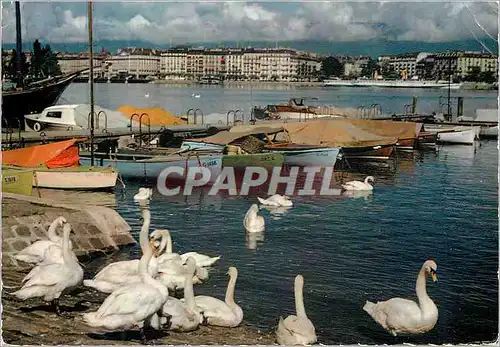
left=1, top=124, right=230, bottom=147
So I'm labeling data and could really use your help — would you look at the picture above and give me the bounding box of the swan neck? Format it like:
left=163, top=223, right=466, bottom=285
left=47, top=220, right=60, bottom=242
left=61, top=228, right=73, bottom=264
left=183, top=266, right=196, bottom=310
left=295, top=279, right=307, bottom=318
left=139, top=243, right=155, bottom=284
left=139, top=208, right=151, bottom=255
left=416, top=267, right=431, bottom=308
left=166, top=232, right=173, bottom=254
left=225, top=272, right=237, bottom=306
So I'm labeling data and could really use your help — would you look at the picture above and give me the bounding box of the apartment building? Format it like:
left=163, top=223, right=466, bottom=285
left=56, top=52, right=107, bottom=77
left=433, top=51, right=498, bottom=79
left=378, top=53, right=433, bottom=79
left=106, top=48, right=160, bottom=78
left=159, top=47, right=319, bottom=81
left=343, top=56, right=371, bottom=77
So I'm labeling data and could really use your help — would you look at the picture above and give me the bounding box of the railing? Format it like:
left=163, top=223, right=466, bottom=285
left=88, top=110, right=108, bottom=132
left=139, top=113, right=151, bottom=146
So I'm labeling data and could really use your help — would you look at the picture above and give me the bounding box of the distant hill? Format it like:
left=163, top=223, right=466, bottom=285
left=2, top=38, right=498, bottom=58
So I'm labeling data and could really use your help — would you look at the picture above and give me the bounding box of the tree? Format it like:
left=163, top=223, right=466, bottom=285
left=361, top=59, right=379, bottom=78
left=30, top=39, right=61, bottom=79
left=320, top=56, right=343, bottom=78
left=478, top=71, right=496, bottom=84
left=464, top=66, right=481, bottom=82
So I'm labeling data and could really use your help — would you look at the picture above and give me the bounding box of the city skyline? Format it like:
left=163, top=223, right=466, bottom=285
left=1, top=1, right=498, bottom=54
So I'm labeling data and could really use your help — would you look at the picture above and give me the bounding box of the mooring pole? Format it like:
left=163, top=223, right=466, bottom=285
left=14, top=1, right=23, bottom=88
left=88, top=0, right=95, bottom=165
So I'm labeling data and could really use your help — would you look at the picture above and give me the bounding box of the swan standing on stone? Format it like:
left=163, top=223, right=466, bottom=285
left=134, top=188, right=153, bottom=201
left=342, top=176, right=375, bottom=191
left=160, top=257, right=203, bottom=331
left=15, top=216, right=70, bottom=265
left=83, top=207, right=160, bottom=293
left=257, top=194, right=293, bottom=207
left=11, top=222, right=83, bottom=315
left=243, top=204, right=265, bottom=233
left=363, top=259, right=439, bottom=336
left=191, top=266, right=243, bottom=327
left=82, top=238, right=169, bottom=344
left=276, top=275, right=317, bottom=345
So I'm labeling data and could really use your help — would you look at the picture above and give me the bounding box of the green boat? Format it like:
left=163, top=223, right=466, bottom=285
left=2, top=168, right=34, bottom=196
left=222, top=152, right=284, bottom=168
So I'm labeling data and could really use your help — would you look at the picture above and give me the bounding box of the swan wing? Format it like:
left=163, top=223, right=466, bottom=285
left=258, top=196, right=280, bottom=206
left=97, top=284, right=157, bottom=317
left=22, top=263, right=69, bottom=287
left=194, top=295, right=228, bottom=313
left=15, top=240, right=55, bottom=263
left=93, top=259, right=140, bottom=280
left=364, top=298, right=422, bottom=331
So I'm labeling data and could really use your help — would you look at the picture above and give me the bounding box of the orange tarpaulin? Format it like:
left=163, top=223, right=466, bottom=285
left=2, top=138, right=85, bottom=168
left=117, top=105, right=187, bottom=126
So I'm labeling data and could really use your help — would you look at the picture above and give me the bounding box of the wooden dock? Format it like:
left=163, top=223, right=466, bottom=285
left=2, top=124, right=230, bottom=147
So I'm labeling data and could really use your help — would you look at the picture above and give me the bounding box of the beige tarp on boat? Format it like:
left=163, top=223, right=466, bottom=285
left=188, top=125, right=285, bottom=145
left=343, top=119, right=422, bottom=140
left=117, top=105, right=187, bottom=126
left=274, top=119, right=399, bottom=147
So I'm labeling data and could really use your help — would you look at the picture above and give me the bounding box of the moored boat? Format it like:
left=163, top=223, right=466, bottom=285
left=263, top=143, right=340, bottom=167
left=436, top=129, right=476, bottom=145
left=2, top=138, right=119, bottom=190
left=1, top=167, right=34, bottom=196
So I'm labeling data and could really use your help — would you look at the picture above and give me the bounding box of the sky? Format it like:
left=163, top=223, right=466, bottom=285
left=1, top=1, right=498, bottom=47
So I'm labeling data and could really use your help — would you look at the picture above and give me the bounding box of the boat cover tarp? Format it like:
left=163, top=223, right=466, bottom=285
left=71, top=104, right=135, bottom=129
left=271, top=119, right=399, bottom=147
left=188, top=126, right=285, bottom=145
left=117, top=105, right=187, bottom=126
left=2, top=139, right=85, bottom=168
left=343, top=119, right=422, bottom=140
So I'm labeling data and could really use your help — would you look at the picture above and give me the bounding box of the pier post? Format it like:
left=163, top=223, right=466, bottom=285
left=88, top=0, right=95, bottom=166
left=456, top=97, right=463, bottom=122
left=412, top=96, right=417, bottom=115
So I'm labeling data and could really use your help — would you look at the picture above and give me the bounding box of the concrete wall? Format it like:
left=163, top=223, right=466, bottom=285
left=2, top=193, right=136, bottom=269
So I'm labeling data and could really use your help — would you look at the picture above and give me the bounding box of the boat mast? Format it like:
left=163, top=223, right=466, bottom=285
left=15, top=1, right=23, bottom=88
left=88, top=0, right=95, bottom=165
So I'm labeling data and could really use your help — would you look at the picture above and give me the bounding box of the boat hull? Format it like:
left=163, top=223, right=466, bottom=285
left=265, top=145, right=340, bottom=167
left=32, top=166, right=118, bottom=190
left=480, top=125, right=498, bottom=139
left=180, top=140, right=225, bottom=153
left=342, top=145, right=395, bottom=160
left=223, top=152, right=284, bottom=168
left=2, top=73, right=79, bottom=130
left=80, top=154, right=223, bottom=183
left=1, top=168, right=34, bottom=196
left=436, top=129, right=476, bottom=145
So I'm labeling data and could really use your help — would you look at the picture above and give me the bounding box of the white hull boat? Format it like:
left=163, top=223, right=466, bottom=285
left=436, top=129, right=476, bottom=145
left=33, top=168, right=118, bottom=189
left=80, top=153, right=223, bottom=183
left=180, top=140, right=225, bottom=153
left=480, top=125, right=498, bottom=138
left=264, top=145, right=341, bottom=167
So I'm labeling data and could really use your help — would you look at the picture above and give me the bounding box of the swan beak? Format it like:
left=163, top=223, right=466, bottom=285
left=431, top=272, right=438, bottom=282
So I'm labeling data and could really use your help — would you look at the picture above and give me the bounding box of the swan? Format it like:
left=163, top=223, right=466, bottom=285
left=82, top=238, right=170, bottom=344
left=257, top=194, right=293, bottom=207
left=276, top=275, right=317, bottom=345
left=152, top=230, right=209, bottom=292
left=363, top=259, right=439, bottom=336
left=11, top=222, right=84, bottom=315
left=180, top=252, right=220, bottom=267
left=83, top=207, right=160, bottom=293
left=15, top=216, right=70, bottom=265
left=134, top=187, right=153, bottom=201
left=190, top=266, right=243, bottom=327
left=160, top=257, right=203, bottom=331
left=243, top=204, right=265, bottom=233
left=342, top=176, right=375, bottom=191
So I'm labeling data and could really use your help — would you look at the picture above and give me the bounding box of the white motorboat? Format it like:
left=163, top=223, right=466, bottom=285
left=436, top=129, right=476, bottom=145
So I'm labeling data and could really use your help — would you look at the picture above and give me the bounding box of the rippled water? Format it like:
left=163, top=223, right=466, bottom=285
left=69, top=140, right=498, bottom=345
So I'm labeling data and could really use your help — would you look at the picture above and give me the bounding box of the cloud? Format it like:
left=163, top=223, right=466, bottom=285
left=1, top=1, right=498, bottom=47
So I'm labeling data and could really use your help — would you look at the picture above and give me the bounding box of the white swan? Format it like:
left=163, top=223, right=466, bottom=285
left=257, top=194, right=293, bottom=207
left=134, top=187, right=153, bottom=201
left=363, top=259, right=439, bottom=336
left=160, top=257, right=203, bottom=331
left=180, top=252, right=221, bottom=267
left=342, top=176, right=375, bottom=191
left=191, top=266, right=243, bottom=327
left=243, top=204, right=265, bottom=233
left=152, top=230, right=209, bottom=292
left=15, top=216, right=70, bottom=264
left=11, top=222, right=84, bottom=315
left=276, top=275, right=317, bottom=345
left=82, top=238, right=169, bottom=343
left=83, top=207, right=159, bottom=293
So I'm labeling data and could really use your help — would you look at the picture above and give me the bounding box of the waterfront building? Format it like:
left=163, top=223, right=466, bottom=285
left=343, top=56, right=371, bottom=78
left=432, top=51, right=498, bottom=79
left=106, top=48, right=160, bottom=78
left=56, top=52, right=107, bottom=77
left=378, top=52, right=433, bottom=79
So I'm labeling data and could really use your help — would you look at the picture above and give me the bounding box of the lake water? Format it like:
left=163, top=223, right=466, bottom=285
left=57, top=84, right=498, bottom=344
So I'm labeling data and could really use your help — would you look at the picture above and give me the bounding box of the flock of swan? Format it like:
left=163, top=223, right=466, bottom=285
left=8, top=177, right=439, bottom=345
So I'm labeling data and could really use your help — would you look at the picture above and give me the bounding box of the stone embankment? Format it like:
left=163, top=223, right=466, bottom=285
left=2, top=192, right=136, bottom=270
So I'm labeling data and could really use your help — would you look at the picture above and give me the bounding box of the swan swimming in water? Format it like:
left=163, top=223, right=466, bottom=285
left=11, top=223, right=83, bottom=315
left=363, top=259, right=439, bottom=336
left=160, top=257, right=203, bottom=331
left=276, top=274, right=317, bottom=345
left=134, top=188, right=153, bottom=201
left=15, top=216, right=71, bottom=265
left=82, top=238, right=169, bottom=344
left=243, top=204, right=265, bottom=233
left=257, top=194, right=293, bottom=207
left=180, top=252, right=220, bottom=267
left=342, top=176, right=375, bottom=191
left=189, top=266, right=243, bottom=327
